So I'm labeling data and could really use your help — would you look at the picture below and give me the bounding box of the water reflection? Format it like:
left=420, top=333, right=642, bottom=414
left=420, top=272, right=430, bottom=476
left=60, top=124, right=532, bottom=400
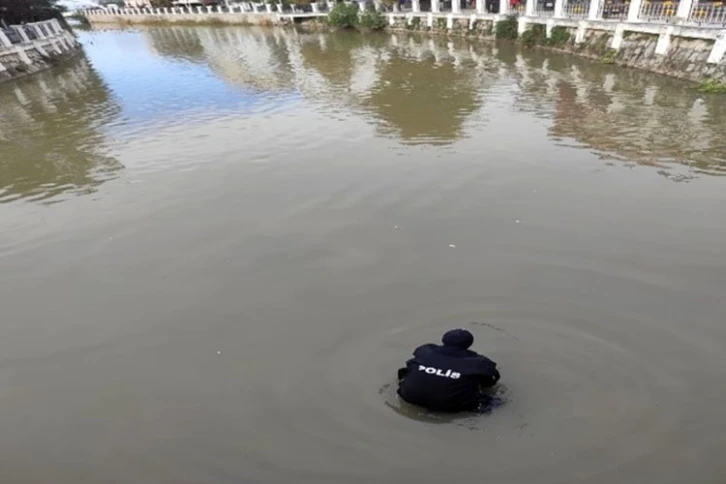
left=513, top=55, right=726, bottom=178
left=132, top=25, right=726, bottom=177
left=0, top=56, right=122, bottom=204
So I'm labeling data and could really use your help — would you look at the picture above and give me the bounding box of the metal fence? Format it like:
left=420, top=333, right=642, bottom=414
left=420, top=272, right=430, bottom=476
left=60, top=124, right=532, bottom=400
left=2, top=28, right=21, bottom=44
left=600, top=0, right=629, bottom=18
left=536, top=0, right=556, bottom=15
left=23, top=26, right=38, bottom=40
left=510, top=1, right=527, bottom=13
left=688, top=0, right=726, bottom=24
left=639, top=0, right=678, bottom=20
left=563, top=0, right=589, bottom=16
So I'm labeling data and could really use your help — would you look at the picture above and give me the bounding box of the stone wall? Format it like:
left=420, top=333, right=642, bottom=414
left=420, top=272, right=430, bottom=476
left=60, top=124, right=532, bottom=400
left=86, top=12, right=279, bottom=26
left=0, top=20, right=81, bottom=85
left=385, top=14, right=726, bottom=83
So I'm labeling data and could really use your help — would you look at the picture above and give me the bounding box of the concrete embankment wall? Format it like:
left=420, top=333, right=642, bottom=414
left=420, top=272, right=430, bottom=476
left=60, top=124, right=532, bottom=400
left=385, top=15, right=726, bottom=83
left=0, top=20, right=82, bottom=84
left=86, top=12, right=279, bottom=26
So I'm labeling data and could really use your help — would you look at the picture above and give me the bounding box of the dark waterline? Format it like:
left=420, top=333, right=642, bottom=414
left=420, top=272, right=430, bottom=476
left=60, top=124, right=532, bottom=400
left=0, top=26, right=725, bottom=484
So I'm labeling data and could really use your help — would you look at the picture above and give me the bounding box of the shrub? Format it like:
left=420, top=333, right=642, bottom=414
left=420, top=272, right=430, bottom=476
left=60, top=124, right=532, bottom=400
left=327, top=2, right=360, bottom=29
left=598, top=48, right=618, bottom=64
left=494, top=15, right=518, bottom=40
left=697, top=79, right=726, bottom=94
left=520, top=23, right=545, bottom=47
left=547, top=26, right=570, bottom=45
left=359, top=9, right=386, bottom=30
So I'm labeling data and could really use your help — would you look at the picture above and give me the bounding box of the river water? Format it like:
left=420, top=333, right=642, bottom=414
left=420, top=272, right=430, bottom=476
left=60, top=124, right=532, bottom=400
left=1, top=26, right=725, bottom=484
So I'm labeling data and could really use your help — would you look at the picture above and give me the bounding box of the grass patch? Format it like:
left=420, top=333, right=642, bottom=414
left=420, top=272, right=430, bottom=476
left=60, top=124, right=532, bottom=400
left=495, top=15, right=518, bottom=40
left=697, top=78, right=726, bottom=93
left=598, top=48, right=618, bottom=64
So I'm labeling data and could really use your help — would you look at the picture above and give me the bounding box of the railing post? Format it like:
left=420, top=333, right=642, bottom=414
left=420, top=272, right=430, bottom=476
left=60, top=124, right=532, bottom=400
left=432, top=0, right=440, bottom=12
left=525, top=0, right=536, bottom=15
left=675, top=0, right=694, bottom=19
left=413, top=0, right=421, bottom=12
left=0, top=31, right=12, bottom=48
left=553, top=0, right=564, bottom=17
left=476, top=0, right=486, bottom=13
left=500, top=0, right=510, bottom=15
left=13, top=26, right=31, bottom=44
left=15, top=47, right=32, bottom=64
left=588, top=0, right=601, bottom=18
left=452, top=0, right=462, bottom=13
left=359, top=0, right=366, bottom=11
left=627, top=0, right=643, bottom=21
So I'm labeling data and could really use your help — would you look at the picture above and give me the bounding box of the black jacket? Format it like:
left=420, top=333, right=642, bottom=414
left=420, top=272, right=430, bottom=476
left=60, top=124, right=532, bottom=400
left=397, top=344, right=500, bottom=412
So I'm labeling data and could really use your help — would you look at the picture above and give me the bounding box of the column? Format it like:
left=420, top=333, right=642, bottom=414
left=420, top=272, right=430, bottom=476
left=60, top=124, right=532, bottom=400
left=50, top=39, right=63, bottom=54
left=15, top=47, right=32, bottom=64
left=587, top=0, right=600, bottom=18
left=432, top=0, right=440, bottom=12
left=452, top=0, right=461, bottom=13
left=359, top=1, right=366, bottom=11
left=312, top=2, right=320, bottom=12
left=413, top=0, right=421, bottom=12
left=476, top=0, right=485, bottom=13
left=675, top=0, right=694, bottom=19
left=499, top=0, right=509, bottom=14
left=0, top=30, right=13, bottom=48
left=626, top=0, right=642, bottom=20
left=13, top=26, right=31, bottom=44
left=525, top=0, right=535, bottom=15
left=553, top=0, right=564, bottom=17
left=707, top=32, right=726, bottom=63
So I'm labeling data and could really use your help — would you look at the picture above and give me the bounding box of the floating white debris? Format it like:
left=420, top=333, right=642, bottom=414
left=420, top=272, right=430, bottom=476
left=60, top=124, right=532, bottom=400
left=394, top=225, right=399, bottom=229
left=449, top=244, right=456, bottom=248
left=515, top=220, right=521, bottom=224
left=217, top=351, right=222, bottom=355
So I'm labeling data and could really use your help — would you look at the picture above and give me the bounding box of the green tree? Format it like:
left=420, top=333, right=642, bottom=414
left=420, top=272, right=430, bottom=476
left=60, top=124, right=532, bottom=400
left=0, top=0, right=65, bottom=25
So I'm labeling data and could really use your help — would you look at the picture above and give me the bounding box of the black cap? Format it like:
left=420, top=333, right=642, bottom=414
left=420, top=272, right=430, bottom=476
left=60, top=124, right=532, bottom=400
left=442, top=329, right=474, bottom=349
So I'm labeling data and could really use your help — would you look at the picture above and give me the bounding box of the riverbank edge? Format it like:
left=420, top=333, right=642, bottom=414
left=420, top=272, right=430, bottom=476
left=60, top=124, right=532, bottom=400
left=84, top=12, right=726, bottom=85
left=0, top=48, right=83, bottom=85
left=384, top=16, right=726, bottom=84
left=0, top=22, right=84, bottom=85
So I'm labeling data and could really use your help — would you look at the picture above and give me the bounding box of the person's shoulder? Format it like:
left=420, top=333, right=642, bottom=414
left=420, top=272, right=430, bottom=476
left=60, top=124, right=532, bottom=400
left=472, top=353, right=498, bottom=369
left=413, top=343, right=439, bottom=357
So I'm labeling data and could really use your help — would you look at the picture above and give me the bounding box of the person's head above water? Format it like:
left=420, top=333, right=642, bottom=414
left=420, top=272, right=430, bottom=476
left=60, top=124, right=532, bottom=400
left=441, top=329, right=474, bottom=350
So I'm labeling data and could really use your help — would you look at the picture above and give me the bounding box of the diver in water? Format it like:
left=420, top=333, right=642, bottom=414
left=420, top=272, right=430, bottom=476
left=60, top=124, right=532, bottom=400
left=397, top=329, right=501, bottom=413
